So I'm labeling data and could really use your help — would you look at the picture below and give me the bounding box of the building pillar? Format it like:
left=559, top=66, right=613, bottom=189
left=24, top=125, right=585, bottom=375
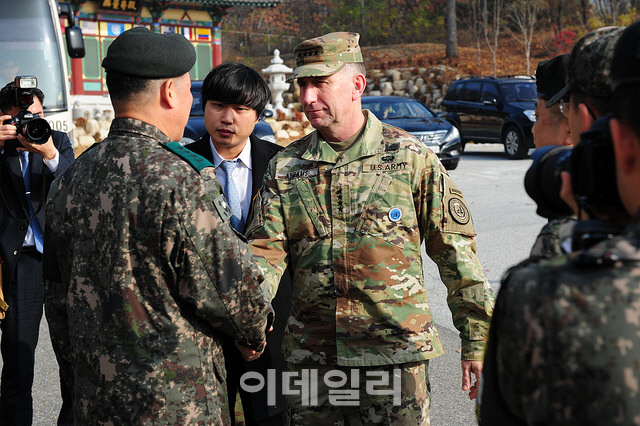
left=212, top=25, right=222, bottom=67
left=70, top=58, right=83, bottom=95
left=209, top=7, right=228, bottom=67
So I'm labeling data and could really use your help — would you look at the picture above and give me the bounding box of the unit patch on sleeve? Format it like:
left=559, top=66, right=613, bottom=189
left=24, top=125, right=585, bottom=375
left=448, top=198, right=470, bottom=225
left=442, top=173, right=476, bottom=235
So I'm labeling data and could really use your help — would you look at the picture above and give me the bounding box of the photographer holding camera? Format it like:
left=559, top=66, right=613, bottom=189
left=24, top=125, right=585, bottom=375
left=0, top=78, right=74, bottom=425
left=477, top=23, right=640, bottom=425
left=527, top=54, right=575, bottom=259
left=526, top=27, right=626, bottom=260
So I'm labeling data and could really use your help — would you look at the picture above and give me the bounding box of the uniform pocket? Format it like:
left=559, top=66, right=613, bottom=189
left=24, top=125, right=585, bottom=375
left=293, top=180, right=330, bottom=238
left=356, top=173, right=419, bottom=247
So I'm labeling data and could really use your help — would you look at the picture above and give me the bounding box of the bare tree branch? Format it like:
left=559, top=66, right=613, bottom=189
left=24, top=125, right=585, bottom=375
left=506, top=0, right=543, bottom=75
left=592, top=0, right=630, bottom=25
left=482, top=0, right=505, bottom=77
left=446, top=0, right=458, bottom=58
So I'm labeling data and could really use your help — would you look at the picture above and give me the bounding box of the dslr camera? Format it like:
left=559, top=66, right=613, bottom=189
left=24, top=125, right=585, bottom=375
left=524, top=115, right=625, bottom=249
left=524, top=115, right=623, bottom=219
left=2, top=76, right=51, bottom=144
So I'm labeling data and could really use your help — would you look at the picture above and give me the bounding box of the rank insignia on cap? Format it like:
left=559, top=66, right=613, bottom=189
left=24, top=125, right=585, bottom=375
left=288, top=31, right=363, bottom=81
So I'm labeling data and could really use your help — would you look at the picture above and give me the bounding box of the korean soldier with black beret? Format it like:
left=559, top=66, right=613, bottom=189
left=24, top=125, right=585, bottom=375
left=43, top=27, right=273, bottom=424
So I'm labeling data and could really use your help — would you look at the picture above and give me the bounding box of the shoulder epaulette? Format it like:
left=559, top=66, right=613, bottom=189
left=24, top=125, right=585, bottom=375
left=164, top=141, right=214, bottom=173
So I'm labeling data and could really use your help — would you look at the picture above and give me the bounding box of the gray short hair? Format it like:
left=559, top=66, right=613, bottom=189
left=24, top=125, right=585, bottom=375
left=343, top=62, right=366, bottom=78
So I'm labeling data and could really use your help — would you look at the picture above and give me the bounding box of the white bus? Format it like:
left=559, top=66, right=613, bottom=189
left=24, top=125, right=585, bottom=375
left=0, top=0, right=84, bottom=137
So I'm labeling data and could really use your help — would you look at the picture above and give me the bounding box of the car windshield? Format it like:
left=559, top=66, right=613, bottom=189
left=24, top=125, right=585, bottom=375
left=499, top=82, right=536, bottom=102
left=363, top=98, right=435, bottom=120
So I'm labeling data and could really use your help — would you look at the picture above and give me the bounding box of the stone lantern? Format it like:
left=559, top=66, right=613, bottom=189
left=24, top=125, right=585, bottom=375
left=262, top=49, right=293, bottom=116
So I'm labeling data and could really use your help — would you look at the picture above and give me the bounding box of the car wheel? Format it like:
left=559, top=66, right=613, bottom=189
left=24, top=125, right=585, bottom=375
left=503, top=126, right=527, bottom=159
left=443, top=159, right=459, bottom=170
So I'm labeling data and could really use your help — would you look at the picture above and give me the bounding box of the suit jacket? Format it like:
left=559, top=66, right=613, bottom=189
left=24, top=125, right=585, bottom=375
left=186, top=133, right=292, bottom=422
left=0, top=131, right=74, bottom=279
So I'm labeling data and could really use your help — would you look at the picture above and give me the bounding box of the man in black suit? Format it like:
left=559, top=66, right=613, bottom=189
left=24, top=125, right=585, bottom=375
left=185, top=63, right=291, bottom=426
left=0, top=79, right=74, bottom=425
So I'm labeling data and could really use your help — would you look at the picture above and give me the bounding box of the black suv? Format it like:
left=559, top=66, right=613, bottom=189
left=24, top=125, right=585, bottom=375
left=441, top=76, right=537, bottom=159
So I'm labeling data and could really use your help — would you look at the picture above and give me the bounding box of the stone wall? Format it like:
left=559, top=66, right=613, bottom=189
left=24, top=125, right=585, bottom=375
left=72, top=108, right=113, bottom=157
left=365, top=65, right=460, bottom=109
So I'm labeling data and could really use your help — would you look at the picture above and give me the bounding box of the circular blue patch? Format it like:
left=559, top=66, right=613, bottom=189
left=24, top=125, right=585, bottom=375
left=388, top=207, right=402, bottom=222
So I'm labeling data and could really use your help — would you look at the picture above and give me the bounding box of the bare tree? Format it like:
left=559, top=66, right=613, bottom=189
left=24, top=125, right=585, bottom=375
left=507, top=0, right=542, bottom=75
left=547, top=0, right=564, bottom=32
left=459, top=0, right=484, bottom=67
left=471, top=0, right=484, bottom=67
left=472, top=0, right=482, bottom=67
left=578, top=0, right=590, bottom=26
left=446, top=0, right=458, bottom=58
left=482, top=0, right=505, bottom=77
left=592, top=0, right=630, bottom=24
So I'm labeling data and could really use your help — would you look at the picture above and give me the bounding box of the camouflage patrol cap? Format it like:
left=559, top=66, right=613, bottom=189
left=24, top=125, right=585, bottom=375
left=535, top=54, right=569, bottom=101
left=611, top=20, right=640, bottom=91
left=546, top=26, right=624, bottom=107
left=102, top=27, right=196, bottom=78
left=287, top=32, right=363, bottom=81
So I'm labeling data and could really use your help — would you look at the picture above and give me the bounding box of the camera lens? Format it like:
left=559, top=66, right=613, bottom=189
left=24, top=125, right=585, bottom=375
left=524, top=145, right=574, bottom=219
left=22, top=117, right=51, bottom=144
left=570, top=116, right=624, bottom=215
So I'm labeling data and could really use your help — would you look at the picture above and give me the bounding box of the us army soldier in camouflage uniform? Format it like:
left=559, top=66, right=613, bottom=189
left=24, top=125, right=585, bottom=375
left=478, top=22, right=640, bottom=424
left=42, top=27, right=273, bottom=425
left=246, top=32, right=495, bottom=425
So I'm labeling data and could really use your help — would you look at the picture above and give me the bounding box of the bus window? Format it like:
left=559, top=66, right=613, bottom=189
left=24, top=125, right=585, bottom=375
left=0, top=0, right=68, bottom=114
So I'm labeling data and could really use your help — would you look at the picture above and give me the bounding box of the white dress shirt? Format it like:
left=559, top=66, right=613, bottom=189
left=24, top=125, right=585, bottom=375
left=19, top=149, right=60, bottom=247
left=209, top=138, right=253, bottom=225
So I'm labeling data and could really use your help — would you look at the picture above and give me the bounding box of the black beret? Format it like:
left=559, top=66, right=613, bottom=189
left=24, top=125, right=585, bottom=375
left=102, top=27, right=196, bottom=78
left=612, top=20, right=640, bottom=91
left=535, top=54, right=569, bottom=101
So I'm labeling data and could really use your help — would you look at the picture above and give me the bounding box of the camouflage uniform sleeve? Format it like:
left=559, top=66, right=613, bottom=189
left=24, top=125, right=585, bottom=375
left=420, top=162, right=495, bottom=360
left=43, top=179, right=77, bottom=404
left=246, top=160, right=288, bottom=301
left=42, top=180, right=72, bottom=365
left=167, top=169, right=274, bottom=350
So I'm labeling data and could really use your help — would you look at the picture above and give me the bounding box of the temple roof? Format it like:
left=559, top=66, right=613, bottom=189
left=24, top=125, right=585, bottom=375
left=158, top=0, right=281, bottom=6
